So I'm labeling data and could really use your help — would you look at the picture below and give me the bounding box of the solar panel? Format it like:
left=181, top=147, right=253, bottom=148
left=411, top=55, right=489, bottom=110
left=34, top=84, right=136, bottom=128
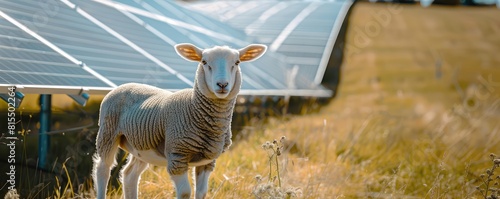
left=0, top=0, right=347, bottom=97
left=94, top=0, right=330, bottom=92
left=0, top=0, right=191, bottom=90
left=112, top=0, right=248, bottom=40
left=67, top=0, right=298, bottom=91
left=185, top=1, right=352, bottom=85
left=0, top=15, right=111, bottom=90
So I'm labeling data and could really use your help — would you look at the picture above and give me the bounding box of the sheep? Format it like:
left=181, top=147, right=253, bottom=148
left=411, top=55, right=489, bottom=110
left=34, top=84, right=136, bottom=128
left=92, top=43, right=267, bottom=199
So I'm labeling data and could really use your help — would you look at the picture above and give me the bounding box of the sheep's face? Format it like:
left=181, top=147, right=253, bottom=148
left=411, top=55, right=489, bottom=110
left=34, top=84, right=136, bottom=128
left=175, top=43, right=267, bottom=99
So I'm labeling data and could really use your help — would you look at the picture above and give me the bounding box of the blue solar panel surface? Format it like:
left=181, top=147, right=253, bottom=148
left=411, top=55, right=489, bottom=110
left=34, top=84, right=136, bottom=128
left=90, top=0, right=304, bottom=90
left=186, top=1, right=348, bottom=85
left=0, top=15, right=109, bottom=87
left=0, top=0, right=350, bottom=97
left=0, top=0, right=190, bottom=89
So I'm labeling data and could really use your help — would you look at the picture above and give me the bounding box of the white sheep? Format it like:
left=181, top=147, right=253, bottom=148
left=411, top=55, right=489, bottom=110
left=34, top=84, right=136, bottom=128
left=92, top=43, right=267, bottom=199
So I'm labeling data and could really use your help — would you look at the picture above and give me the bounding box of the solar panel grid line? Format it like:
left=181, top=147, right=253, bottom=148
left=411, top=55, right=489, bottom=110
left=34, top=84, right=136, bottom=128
left=34, top=24, right=130, bottom=46
left=229, top=2, right=303, bottom=30
left=0, top=50, right=76, bottom=67
left=244, top=2, right=288, bottom=35
left=62, top=0, right=194, bottom=87
left=0, top=57, right=77, bottom=68
left=85, top=64, right=172, bottom=75
left=314, top=0, right=353, bottom=85
left=119, top=9, right=176, bottom=46
left=127, top=1, right=214, bottom=48
left=104, top=76, right=161, bottom=82
left=0, top=70, right=94, bottom=79
left=152, top=0, right=204, bottom=26
left=1, top=2, right=108, bottom=38
left=283, top=31, right=332, bottom=40
left=0, top=72, right=108, bottom=87
left=141, top=21, right=178, bottom=46
left=197, top=3, right=286, bottom=45
left=0, top=20, right=22, bottom=31
left=0, top=64, right=86, bottom=77
left=164, top=3, right=246, bottom=39
left=0, top=46, right=63, bottom=61
left=0, top=75, right=17, bottom=85
left=240, top=73, right=265, bottom=89
left=179, top=3, right=247, bottom=36
left=0, top=45, right=61, bottom=57
left=92, top=0, right=248, bottom=47
left=228, top=1, right=286, bottom=29
left=285, top=56, right=320, bottom=66
left=0, top=11, right=82, bottom=60
left=141, top=16, right=212, bottom=48
left=53, top=43, right=150, bottom=60
left=176, top=29, right=212, bottom=48
left=120, top=8, right=213, bottom=58
left=269, top=2, right=320, bottom=52
left=81, top=64, right=118, bottom=87
left=277, top=44, right=325, bottom=54
left=244, top=62, right=287, bottom=89
left=0, top=69, right=85, bottom=79
left=218, top=1, right=261, bottom=22
left=135, top=0, right=162, bottom=15
left=2, top=66, right=80, bottom=80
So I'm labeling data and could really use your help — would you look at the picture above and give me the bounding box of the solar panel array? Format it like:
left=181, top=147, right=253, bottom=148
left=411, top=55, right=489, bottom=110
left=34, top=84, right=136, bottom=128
left=0, top=0, right=352, bottom=97
left=185, top=0, right=352, bottom=85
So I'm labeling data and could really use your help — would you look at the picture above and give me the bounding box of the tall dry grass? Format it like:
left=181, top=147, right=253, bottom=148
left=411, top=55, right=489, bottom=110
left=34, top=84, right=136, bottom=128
left=131, top=3, right=500, bottom=198
left=124, top=91, right=498, bottom=198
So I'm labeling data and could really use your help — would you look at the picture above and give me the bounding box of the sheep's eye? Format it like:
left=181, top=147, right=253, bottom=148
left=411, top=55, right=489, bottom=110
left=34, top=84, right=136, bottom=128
left=208, top=65, right=212, bottom=71
left=235, top=60, right=240, bottom=65
left=202, top=60, right=207, bottom=65
left=231, top=65, right=235, bottom=70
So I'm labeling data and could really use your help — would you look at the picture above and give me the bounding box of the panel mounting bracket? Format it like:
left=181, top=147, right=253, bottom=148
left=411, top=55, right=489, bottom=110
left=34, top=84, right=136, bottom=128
left=67, top=88, right=90, bottom=106
left=0, top=86, right=25, bottom=108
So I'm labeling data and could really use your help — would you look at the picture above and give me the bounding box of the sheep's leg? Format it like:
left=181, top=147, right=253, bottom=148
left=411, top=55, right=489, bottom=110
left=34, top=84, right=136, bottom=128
left=194, top=163, right=215, bottom=199
left=121, top=154, right=148, bottom=199
left=170, top=172, right=191, bottom=199
left=93, top=128, right=120, bottom=199
left=168, top=153, right=191, bottom=199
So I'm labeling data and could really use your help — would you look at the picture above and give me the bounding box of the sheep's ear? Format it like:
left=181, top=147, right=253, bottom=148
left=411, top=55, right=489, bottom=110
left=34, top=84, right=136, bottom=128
left=239, top=44, right=267, bottom=62
left=175, top=43, right=203, bottom=62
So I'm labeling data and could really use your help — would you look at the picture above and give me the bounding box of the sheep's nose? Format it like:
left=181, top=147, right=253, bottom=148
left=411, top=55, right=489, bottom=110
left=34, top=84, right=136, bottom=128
left=217, top=82, right=228, bottom=89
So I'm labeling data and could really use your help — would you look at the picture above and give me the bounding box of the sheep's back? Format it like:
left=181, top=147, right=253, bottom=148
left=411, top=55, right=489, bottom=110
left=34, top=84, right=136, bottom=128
left=100, top=83, right=173, bottom=150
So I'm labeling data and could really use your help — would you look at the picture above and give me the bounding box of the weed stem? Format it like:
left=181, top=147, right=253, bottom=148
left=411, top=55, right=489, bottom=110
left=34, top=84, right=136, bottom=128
left=275, top=151, right=281, bottom=188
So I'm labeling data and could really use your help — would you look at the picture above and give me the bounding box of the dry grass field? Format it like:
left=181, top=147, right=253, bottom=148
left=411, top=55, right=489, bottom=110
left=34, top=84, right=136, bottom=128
left=93, top=3, right=498, bottom=199
left=10, top=2, right=499, bottom=199
left=112, top=3, right=500, bottom=199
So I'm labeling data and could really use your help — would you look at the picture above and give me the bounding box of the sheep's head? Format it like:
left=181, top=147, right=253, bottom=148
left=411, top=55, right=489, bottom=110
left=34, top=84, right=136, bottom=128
left=175, top=43, right=267, bottom=99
